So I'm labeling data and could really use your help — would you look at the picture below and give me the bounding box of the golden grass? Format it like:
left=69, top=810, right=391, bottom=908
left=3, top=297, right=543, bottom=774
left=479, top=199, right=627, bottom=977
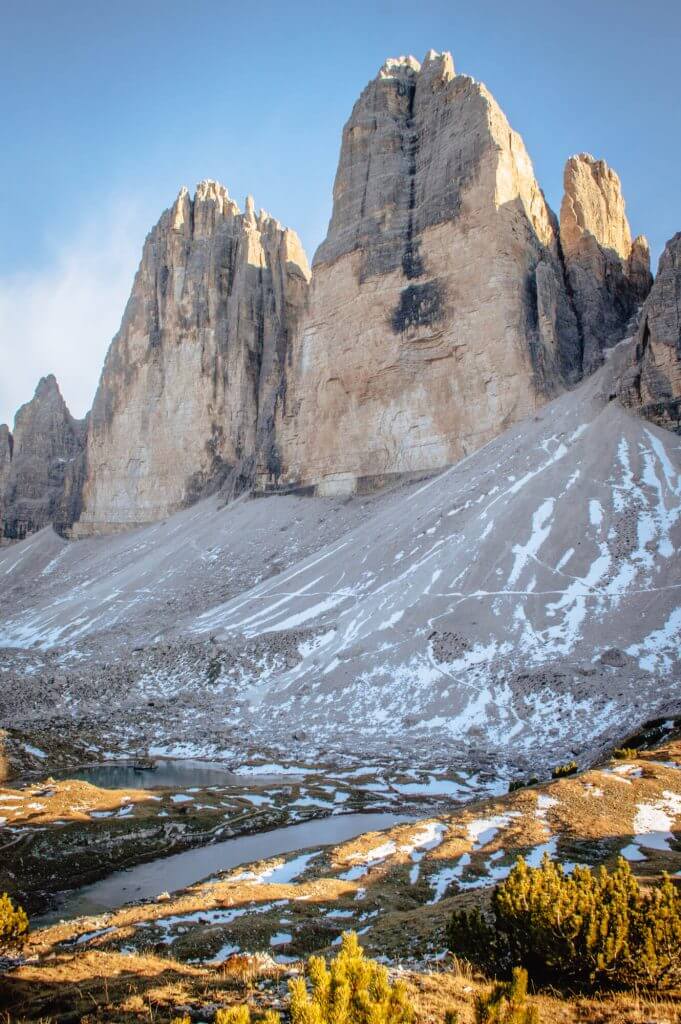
left=2, top=949, right=679, bottom=1024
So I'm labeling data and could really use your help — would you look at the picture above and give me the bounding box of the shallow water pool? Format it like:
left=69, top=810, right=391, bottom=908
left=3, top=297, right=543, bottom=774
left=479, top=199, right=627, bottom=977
left=44, top=812, right=413, bottom=923
left=50, top=759, right=304, bottom=790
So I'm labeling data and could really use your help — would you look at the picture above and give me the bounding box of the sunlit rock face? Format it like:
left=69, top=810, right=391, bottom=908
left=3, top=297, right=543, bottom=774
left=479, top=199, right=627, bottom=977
left=271, top=51, right=581, bottom=497
left=73, top=182, right=310, bottom=535
left=560, top=153, right=652, bottom=374
left=0, top=376, right=86, bottom=541
left=617, top=232, right=681, bottom=432
left=5, top=53, right=668, bottom=539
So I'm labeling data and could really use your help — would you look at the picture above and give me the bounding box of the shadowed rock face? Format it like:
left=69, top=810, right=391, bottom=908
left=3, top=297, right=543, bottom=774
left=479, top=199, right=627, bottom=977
left=73, top=182, right=310, bottom=535
left=560, top=154, right=652, bottom=374
left=618, top=232, right=681, bottom=432
left=273, top=51, right=581, bottom=496
left=0, top=376, right=86, bottom=541
left=0, top=426, right=12, bottom=539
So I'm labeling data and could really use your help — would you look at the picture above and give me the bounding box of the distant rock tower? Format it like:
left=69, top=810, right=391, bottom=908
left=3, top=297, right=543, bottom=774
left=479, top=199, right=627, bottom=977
left=73, top=182, right=310, bottom=534
left=560, top=153, right=652, bottom=373
left=617, top=231, right=681, bottom=431
left=0, top=375, right=86, bottom=541
left=273, top=51, right=581, bottom=496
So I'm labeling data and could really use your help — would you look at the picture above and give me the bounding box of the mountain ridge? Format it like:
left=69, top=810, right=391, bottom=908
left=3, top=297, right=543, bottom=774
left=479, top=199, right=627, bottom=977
left=1, top=50, right=667, bottom=539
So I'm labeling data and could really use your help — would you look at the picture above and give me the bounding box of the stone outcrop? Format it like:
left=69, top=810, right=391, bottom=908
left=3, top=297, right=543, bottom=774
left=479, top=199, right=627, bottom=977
left=73, top=182, right=310, bottom=534
left=0, top=425, right=13, bottom=541
left=617, top=232, right=681, bottom=431
left=560, top=153, right=652, bottom=373
left=0, top=375, right=86, bottom=541
left=269, top=51, right=581, bottom=496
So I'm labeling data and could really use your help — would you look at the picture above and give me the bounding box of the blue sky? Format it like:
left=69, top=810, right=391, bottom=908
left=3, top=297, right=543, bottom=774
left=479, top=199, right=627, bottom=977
left=1, top=0, right=679, bottom=425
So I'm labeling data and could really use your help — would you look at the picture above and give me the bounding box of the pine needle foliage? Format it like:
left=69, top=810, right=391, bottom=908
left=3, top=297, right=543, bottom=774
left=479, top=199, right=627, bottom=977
left=212, top=933, right=414, bottom=1024
left=551, top=761, right=577, bottom=778
left=289, top=931, right=414, bottom=1024
left=448, top=855, right=681, bottom=990
left=0, top=893, right=29, bottom=951
left=474, top=968, right=538, bottom=1024
left=215, top=1009, right=280, bottom=1024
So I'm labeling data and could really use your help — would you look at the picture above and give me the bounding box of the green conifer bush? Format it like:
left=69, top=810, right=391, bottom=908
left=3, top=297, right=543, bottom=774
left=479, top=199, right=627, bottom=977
left=448, top=855, right=681, bottom=990
left=551, top=761, right=578, bottom=778
left=474, top=968, right=538, bottom=1024
left=0, top=893, right=28, bottom=951
left=214, top=932, right=414, bottom=1024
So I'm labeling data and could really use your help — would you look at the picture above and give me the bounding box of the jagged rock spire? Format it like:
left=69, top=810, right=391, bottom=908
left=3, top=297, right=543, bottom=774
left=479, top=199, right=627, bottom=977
left=274, top=50, right=580, bottom=495
left=0, top=375, right=86, bottom=541
left=618, top=231, right=681, bottom=431
left=73, top=181, right=310, bottom=535
left=560, top=153, right=652, bottom=373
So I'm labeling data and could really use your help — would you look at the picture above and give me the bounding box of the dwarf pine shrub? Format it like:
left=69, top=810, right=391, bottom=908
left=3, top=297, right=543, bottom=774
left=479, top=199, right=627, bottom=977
left=508, top=777, right=539, bottom=793
left=0, top=893, right=28, bottom=951
left=289, top=931, right=413, bottom=1024
left=474, top=968, right=538, bottom=1024
left=551, top=761, right=577, bottom=778
left=216, top=932, right=414, bottom=1024
left=215, top=1009, right=280, bottom=1024
left=448, top=855, right=681, bottom=990
left=612, top=748, right=638, bottom=760
left=448, top=906, right=501, bottom=975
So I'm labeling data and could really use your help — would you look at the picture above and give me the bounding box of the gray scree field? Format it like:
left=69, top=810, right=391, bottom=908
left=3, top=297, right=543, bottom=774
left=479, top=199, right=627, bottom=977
left=1, top=344, right=679, bottom=775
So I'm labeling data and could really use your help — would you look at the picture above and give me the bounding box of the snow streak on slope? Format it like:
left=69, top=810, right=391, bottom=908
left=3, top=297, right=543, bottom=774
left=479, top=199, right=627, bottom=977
left=1, top=353, right=680, bottom=764
left=189, top=363, right=681, bottom=758
left=0, top=494, right=381, bottom=655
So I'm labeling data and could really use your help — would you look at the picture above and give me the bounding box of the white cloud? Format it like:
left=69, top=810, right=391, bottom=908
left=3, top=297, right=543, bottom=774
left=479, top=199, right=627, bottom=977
left=0, top=197, right=147, bottom=428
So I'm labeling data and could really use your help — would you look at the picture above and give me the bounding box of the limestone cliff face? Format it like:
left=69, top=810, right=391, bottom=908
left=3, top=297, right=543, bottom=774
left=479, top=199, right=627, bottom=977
left=271, top=51, right=581, bottom=495
left=617, top=232, right=681, bottom=431
left=1, top=376, right=86, bottom=541
left=0, top=425, right=12, bottom=541
left=74, top=182, right=310, bottom=534
left=560, top=154, right=652, bottom=373
left=4, top=53, right=666, bottom=537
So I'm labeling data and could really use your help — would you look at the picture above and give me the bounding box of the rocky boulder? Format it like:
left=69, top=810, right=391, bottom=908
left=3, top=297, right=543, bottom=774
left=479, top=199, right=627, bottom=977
left=271, top=51, right=581, bottom=496
left=1, top=375, right=86, bottom=541
left=560, top=153, right=652, bottom=373
left=617, top=232, right=681, bottom=431
left=73, top=182, right=310, bottom=535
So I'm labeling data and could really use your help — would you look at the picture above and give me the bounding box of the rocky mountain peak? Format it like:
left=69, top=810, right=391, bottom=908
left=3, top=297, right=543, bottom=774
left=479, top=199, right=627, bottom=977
left=561, top=153, right=634, bottom=259
left=617, top=231, right=681, bottom=431
left=2, top=50, right=674, bottom=541
left=0, top=425, right=12, bottom=540
left=378, top=54, right=421, bottom=79
left=560, top=152, right=652, bottom=372
left=276, top=49, right=581, bottom=495
left=72, top=180, right=310, bottom=534
left=0, top=375, right=86, bottom=541
left=418, top=48, right=456, bottom=87
left=33, top=373, right=62, bottom=400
